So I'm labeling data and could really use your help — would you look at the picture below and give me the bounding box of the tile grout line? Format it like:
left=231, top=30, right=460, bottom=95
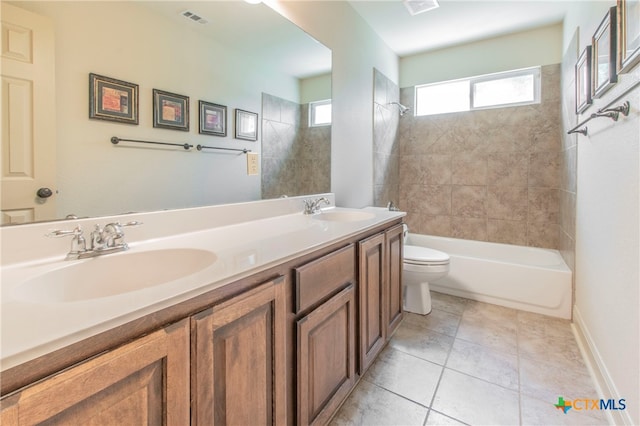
left=516, top=310, right=524, bottom=426
left=422, top=300, right=467, bottom=425
left=443, top=299, right=525, bottom=425
left=360, top=377, right=432, bottom=422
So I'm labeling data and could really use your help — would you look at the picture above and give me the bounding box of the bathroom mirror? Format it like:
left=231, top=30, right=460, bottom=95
left=1, top=1, right=331, bottom=225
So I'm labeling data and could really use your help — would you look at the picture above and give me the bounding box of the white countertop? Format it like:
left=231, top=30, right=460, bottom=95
left=1, top=201, right=404, bottom=372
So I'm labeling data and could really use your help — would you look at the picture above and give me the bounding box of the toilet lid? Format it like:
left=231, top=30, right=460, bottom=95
left=404, top=245, right=450, bottom=264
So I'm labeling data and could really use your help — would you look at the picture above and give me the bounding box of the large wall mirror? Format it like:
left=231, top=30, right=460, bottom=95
left=1, top=1, right=331, bottom=225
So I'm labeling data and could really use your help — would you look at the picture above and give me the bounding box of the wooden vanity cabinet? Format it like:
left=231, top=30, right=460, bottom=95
left=358, top=224, right=404, bottom=374
left=357, top=233, right=387, bottom=373
left=294, top=245, right=357, bottom=426
left=0, top=219, right=404, bottom=426
left=0, top=319, right=190, bottom=426
left=385, top=224, right=404, bottom=337
left=191, top=276, right=287, bottom=426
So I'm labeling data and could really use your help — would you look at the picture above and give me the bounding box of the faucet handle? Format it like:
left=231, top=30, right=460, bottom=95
left=303, top=199, right=314, bottom=214
left=119, top=220, right=143, bottom=227
left=46, top=226, right=87, bottom=258
left=46, top=226, right=83, bottom=238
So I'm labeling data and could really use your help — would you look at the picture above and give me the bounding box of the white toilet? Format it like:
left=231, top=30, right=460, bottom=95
left=402, top=225, right=450, bottom=315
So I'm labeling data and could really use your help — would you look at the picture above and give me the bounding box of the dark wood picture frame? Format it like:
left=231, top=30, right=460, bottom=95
left=199, top=101, right=227, bottom=137
left=153, top=89, right=189, bottom=131
left=592, top=7, right=618, bottom=98
left=89, top=73, right=139, bottom=125
left=618, top=0, right=640, bottom=73
left=234, top=109, right=258, bottom=141
left=576, top=46, right=593, bottom=114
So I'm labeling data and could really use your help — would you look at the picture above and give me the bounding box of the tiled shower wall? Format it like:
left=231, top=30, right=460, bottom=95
left=261, top=93, right=331, bottom=199
left=373, top=69, right=400, bottom=207
left=397, top=64, right=562, bottom=249
left=559, top=33, right=578, bottom=278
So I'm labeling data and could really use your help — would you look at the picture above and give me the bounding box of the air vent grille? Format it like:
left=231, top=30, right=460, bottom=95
left=180, top=10, right=209, bottom=25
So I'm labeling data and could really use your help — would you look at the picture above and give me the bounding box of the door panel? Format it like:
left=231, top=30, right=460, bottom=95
left=297, top=285, right=356, bottom=426
left=1, top=3, right=56, bottom=224
left=191, top=277, right=286, bottom=426
left=358, top=233, right=387, bottom=373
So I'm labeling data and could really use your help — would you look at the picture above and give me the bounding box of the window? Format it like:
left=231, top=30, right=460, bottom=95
left=309, top=99, right=331, bottom=127
left=415, top=67, right=541, bottom=117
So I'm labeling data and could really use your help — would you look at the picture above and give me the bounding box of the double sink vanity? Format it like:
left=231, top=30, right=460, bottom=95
left=0, top=194, right=405, bottom=425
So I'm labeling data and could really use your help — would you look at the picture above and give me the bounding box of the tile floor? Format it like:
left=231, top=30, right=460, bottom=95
left=331, top=292, right=608, bottom=426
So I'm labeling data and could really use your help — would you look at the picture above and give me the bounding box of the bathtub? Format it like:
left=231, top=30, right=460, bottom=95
left=406, top=234, right=572, bottom=319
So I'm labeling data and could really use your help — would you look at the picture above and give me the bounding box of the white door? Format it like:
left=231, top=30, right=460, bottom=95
left=1, top=3, right=56, bottom=224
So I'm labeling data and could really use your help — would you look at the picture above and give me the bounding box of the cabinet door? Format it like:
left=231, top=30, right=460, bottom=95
left=358, top=232, right=387, bottom=373
left=191, top=277, right=286, bottom=426
left=0, top=320, right=190, bottom=425
left=385, top=224, right=404, bottom=337
left=297, top=285, right=356, bottom=426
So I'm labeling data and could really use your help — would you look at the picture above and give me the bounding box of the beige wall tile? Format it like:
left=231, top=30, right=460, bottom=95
left=487, top=153, right=529, bottom=186
left=424, top=154, right=452, bottom=184
left=528, top=222, right=560, bottom=248
left=422, top=215, right=452, bottom=236
left=529, top=187, right=560, bottom=223
left=487, top=219, right=528, bottom=245
left=529, top=151, right=561, bottom=187
left=394, top=64, right=562, bottom=249
left=422, top=185, right=452, bottom=216
left=451, top=217, right=487, bottom=240
left=400, top=154, right=425, bottom=186
left=452, top=186, right=486, bottom=218
left=488, top=186, right=528, bottom=221
left=451, top=153, right=488, bottom=185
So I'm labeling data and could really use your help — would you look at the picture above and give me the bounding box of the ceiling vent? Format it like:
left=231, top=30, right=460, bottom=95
left=402, top=0, right=440, bottom=15
left=180, top=10, right=209, bottom=25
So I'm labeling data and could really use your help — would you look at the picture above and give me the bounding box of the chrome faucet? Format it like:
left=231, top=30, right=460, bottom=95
left=387, top=201, right=400, bottom=211
left=303, top=197, right=331, bottom=215
left=47, top=221, right=142, bottom=260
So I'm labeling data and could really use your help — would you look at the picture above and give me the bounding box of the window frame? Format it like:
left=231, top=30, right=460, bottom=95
left=415, top=66, right=541, bottom=117
left=308, top=99, right=332, bottom=127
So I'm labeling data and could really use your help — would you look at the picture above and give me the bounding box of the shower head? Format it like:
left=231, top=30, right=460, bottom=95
left=388, top=102, right=410, bottom=116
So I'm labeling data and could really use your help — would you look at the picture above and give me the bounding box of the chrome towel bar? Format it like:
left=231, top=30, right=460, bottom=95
left=567, top=101, right=631, bottom=136
left=111, top=136, right=192, bottom=150
left=197, top=144, right=250, bottom=154
left=110, top=137, right=251, bottom=154
left=568, top=79, right=639, bottom=136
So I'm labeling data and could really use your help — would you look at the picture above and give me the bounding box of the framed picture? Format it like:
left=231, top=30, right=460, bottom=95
left=89, top=73, right=138, bottom=124
left=199, top=101, right=227, bottom=136
left=592, top=7, right=618, bottom=98
left=618, top=0, right=640, bottom=73
left=234, top=109, right=258, bottom=141
left=153, top=89, right=189, bottom=131
left=576, top=46, right=593, bottom=114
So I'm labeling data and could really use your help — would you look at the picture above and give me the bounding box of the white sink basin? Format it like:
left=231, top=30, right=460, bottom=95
left=14, top=248, right=217, bottom=303
left=313, top=210, right=376, bottom=222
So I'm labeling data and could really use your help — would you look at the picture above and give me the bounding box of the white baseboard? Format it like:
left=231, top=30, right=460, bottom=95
left=572, top=306, right=635, bottom=425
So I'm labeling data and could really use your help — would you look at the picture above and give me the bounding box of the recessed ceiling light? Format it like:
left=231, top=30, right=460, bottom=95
left=402, top=0, right=440, bottom=16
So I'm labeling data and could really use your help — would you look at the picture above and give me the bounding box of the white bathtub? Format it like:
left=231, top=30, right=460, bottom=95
left=407, top=234, right=572, bottom=319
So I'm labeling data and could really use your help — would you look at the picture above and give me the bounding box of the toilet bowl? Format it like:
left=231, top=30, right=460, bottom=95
left=402, top=225, right=450, bottom=315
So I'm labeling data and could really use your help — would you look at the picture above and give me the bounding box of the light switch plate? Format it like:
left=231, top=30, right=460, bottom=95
left=246, top=152, right=259, bottom=175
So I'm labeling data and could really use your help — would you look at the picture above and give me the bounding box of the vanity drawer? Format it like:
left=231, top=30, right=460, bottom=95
left=294, top=244, right=355, bottom=314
